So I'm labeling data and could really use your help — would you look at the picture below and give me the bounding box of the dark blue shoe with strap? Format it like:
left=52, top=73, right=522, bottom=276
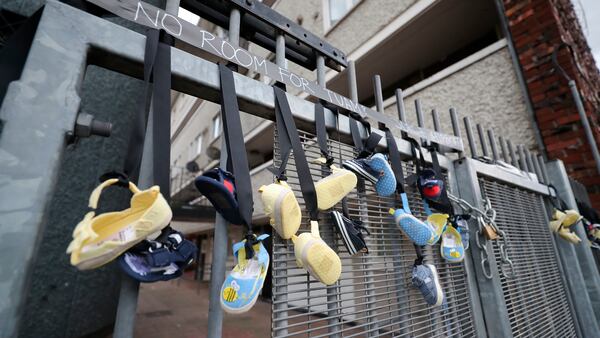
left=118, top=229, right=197, bottom=283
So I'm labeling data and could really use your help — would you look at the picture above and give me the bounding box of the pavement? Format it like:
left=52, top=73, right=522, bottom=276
left=133, top=277, right=270, bottom=338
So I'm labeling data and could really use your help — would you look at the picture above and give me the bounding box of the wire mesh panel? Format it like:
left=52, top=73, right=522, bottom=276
left=271, top=128, right=478, bottom=337
left=479, top=178, right=577, bottom=338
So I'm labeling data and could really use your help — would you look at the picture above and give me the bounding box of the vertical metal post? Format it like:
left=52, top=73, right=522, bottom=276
left=392, top=88, right=410, bottom=336
left=524, top=148, right=535, bottom=177
left=113, top=0, right=180, bottom=332
left=499, top=136, right=509, bottom=163
left=507, top=140, right=518, bottom=168
left=487, top=129, right=498, bottom=161
left=275, top=33, right=286, bottom=68
left=396, top=89, right=406, bottom=122
left=206, top=9, right=240, bottom=338
left=538, top=155, right=549, bottom=184
left=517, top=145, right=528, bottom=172
left=476, top=124, right=489, bottom=157
left=164, top=0, right=180, bottom=14
left=464, top=117, right=477, bottom=158
left=415, top=99, right=424, bottom=127
left=316, top=55, right=326, bottom=87
left=373, top=75, right=385, bottom=130
left=531, top=153, right=543, bottom=184
left=569, top=80, right=600, bottom=174
left=272, top=30, right=288, bottom=338
left=113, top=103, right=157, bottom=338
left=546, top=160, right=600, bottom=335
left=449, top=108, right=460, bottom=137
left=415, top=99, right=425, bottom=145
left=454, top=158, right=513, bottom=338
left=431, top=109, right=441, bottom=132
left=450, top=108, right=463, bottom=158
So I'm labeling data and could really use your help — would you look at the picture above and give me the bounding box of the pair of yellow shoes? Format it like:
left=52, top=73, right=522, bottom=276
left=259, top=164, right=357, bottom=238
left=66, top=179, right=172, bottom=270
left=258, top=162, right=356, bottom=285
left=549, top=209, right=582, bottom=244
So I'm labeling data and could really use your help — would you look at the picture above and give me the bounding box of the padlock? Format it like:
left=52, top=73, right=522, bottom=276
left=482, top=224, right=499, bottom=240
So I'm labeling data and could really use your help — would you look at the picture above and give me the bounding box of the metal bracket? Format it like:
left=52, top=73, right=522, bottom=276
left=181, top=0, right=347, bottom=70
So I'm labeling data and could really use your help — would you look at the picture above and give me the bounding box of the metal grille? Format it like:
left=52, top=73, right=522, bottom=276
left=479, top=178, right=577, bottom=338
left=271, top=129, right=477, bottom=337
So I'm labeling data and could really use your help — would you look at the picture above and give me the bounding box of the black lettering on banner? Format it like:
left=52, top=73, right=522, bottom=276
left=87, top=0, right=463, bottom=151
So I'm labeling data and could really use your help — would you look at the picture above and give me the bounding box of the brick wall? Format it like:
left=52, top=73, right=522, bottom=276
left=504, top=0, right=600, bottom=208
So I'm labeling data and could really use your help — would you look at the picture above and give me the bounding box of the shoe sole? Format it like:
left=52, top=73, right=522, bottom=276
left=301, top=239, right=341, bottom=285
left=429, top=265, right=444, bottom=307
left=315, top=170, right=357, bottom=210
left=273, top=189, right=301, bottom=239
left=332, top=211, right=358, bottom=255
left=343, top=161, right=378, bottom=184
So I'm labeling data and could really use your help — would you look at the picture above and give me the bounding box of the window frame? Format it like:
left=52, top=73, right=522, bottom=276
left=212, top=115, right=221, bottom=139
left=322, top=0, right=362, bottom=34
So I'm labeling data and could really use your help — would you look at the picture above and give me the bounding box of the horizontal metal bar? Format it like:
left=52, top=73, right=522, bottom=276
left=470, top=159, right=552, bottom=195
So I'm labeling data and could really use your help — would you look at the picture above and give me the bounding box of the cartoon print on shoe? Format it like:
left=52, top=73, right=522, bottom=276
left=220, top=234, right=270, bottom=314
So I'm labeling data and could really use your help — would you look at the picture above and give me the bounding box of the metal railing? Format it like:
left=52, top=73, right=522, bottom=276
left=271, top=129, right=478, bottom=337
left=480, top=178, right=576, bottom=337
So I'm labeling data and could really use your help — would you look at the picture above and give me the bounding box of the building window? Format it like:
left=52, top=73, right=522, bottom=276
left=212, top=115, right=221, bottom=139
left=324, top=0, right=359, bottom=31
left=195, top=133, right=203, bottom=155
left=188, top=140, right=196, bottom=161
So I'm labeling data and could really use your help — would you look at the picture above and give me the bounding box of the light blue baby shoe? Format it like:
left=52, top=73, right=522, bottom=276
left=220, top=234, right=270, bottom=314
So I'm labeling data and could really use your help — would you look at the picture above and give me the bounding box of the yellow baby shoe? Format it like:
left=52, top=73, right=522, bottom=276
left=315, top=162, right=357, bottom=211
left=558, top=227, right=582, bottom=244
left=258, top=181, right=301, bottom=239
left=292, top=221, right=342, bottom=285
left=561, top=209, right=582, bottom=227
left=549, top=209, right=566, bottom=233
left=66, top=178, right=172, bottom=270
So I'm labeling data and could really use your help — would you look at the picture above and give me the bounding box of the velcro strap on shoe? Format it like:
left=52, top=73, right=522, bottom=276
left=349, top=117, right=382, bottom=158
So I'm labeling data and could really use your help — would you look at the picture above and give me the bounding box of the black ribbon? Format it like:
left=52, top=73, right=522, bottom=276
left=315, top=102, right=334, bottom=166
left=218, top=65, right=254, bottom=229
left=273, top=87, right=319, bottom=221
left=349, top=117, right=382, bottom=159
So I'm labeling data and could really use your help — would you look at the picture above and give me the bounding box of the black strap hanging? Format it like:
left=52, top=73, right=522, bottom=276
left=273, top=87, right=319, bottom=221
left=548, top=184, right=569, bottom=211
left=385, top=129, right=405, bottom=196
left=218, top=64, right=254, bottom=231
left=426, top=146, right=453, bottom=214
left=101, top=29, right=174, bottom=238
left=385, top=130, right=425, bottom=263
left=315, top=102, right=334, bottom=166
left=405, top=138, right=453, bottom=214
left=118, top=29, right=160, bottom=184
left=152, top=30, right=173, bottom=205
left=349, top=117, right=382, bottom=158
